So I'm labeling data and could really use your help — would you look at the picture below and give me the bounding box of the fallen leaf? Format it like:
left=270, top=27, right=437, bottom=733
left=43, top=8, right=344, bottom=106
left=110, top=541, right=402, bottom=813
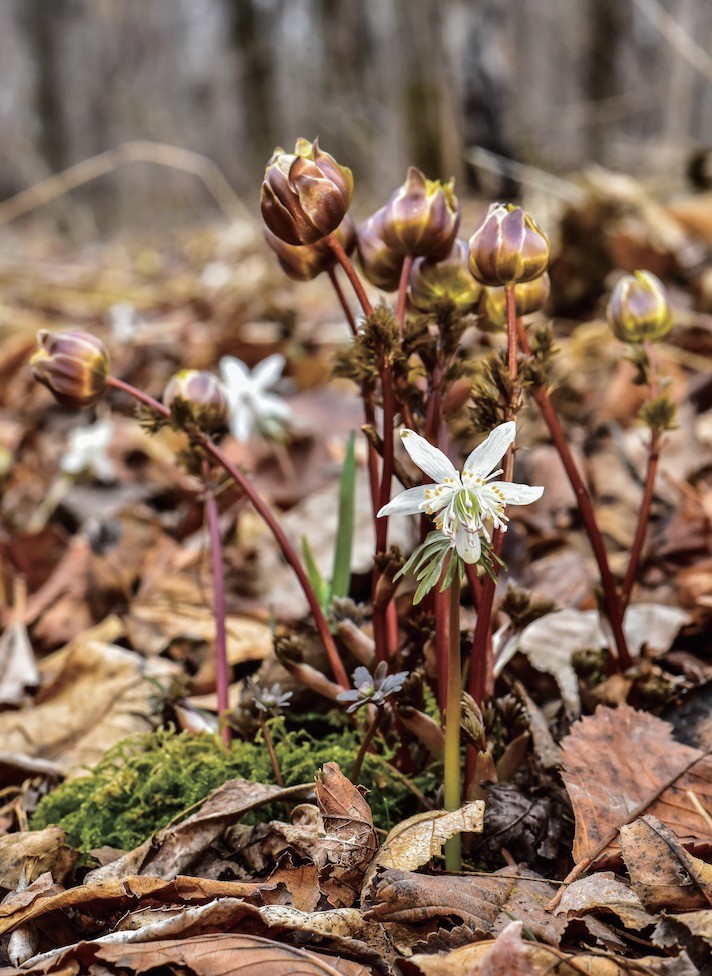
left=554, top=871, right=654, bottom=929
left=367, top=804, right=484, bottom=877
left=620, top=815, right=712, bottom=912
left=0, top=618, right=179, bottom=771
left=0, top=618, right=39, bottom=706
left=314, top=763, right=378, bottom=908
left=365, top=866, right=565, bottom=947
left=653, top=909, right=712, bottom=975
left=1, top=932, right=373, bottom=976
left=560, top=704, right=712, bottom=862
left=87, top=778, right=314, bottom=881
left=0, top=829, right=78, bottom=891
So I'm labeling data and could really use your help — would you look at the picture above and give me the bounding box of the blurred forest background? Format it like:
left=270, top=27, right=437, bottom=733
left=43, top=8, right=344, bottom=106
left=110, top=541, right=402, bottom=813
left=1, top=0, right=711, bottom=235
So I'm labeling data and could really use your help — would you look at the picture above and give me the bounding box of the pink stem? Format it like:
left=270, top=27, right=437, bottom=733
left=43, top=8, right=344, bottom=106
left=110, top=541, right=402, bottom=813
left=396, top=256, right=413, bottom=329
left=327, top=234, right=373, bottom=317
left=328, top=267, right=357, bottom=336
left=106, top=375, right=350, bottom=689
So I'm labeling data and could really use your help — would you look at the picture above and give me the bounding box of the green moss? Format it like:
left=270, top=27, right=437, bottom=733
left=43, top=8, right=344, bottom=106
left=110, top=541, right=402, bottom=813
left=31, top=720, right=436, bottom=853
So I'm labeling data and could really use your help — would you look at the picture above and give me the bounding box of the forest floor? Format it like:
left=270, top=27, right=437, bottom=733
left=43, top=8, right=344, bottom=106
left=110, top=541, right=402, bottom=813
left=1, top=176, right=712, bottom=975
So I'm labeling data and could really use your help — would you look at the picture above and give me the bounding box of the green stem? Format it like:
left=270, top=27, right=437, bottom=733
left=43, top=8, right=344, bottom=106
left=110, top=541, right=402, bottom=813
left=203, top=465, right=232, bottom=747
left=444, top=566, right=462, bottom=871
left=106, top=375, right=350, bottom=689
left=259, top=715, right=284, bottom=786
left=351, top=705, right=383, bottom=782
left=621, top=432, right=660, bottom=609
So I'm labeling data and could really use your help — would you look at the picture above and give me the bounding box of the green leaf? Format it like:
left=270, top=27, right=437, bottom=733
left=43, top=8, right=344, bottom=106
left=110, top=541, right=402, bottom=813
left=330, top=431, right=356, bottom=600
left=301, top=536, right=330, bottom=611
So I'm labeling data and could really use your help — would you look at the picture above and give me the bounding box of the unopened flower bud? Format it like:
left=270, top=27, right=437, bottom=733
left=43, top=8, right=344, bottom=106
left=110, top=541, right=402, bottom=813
left=30, top=330, right=109, bottom=409
left=356, top=208, right=405, bottom=291
left=260, top=137, right=353, bottom=246
left=409, top=240, right=482, bottom=312
left=163, top=369, right=229, bottom=431
left=468, top=203, right=550, bottom=286
left=607, top=270, right=672, bottom=343
left=381, top=167, right=459, bottom=259
left=482, top=273, right=551, bottom=330
left=265, top=214, right=355, bottom=282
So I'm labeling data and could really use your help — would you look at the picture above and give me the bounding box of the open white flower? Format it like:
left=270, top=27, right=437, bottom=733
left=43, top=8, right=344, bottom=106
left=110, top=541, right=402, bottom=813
left=219, top=354, right=290, bottom=442
left=61, top=417, right=115, bottom=481
left=378, top=421, right=543, bottom=564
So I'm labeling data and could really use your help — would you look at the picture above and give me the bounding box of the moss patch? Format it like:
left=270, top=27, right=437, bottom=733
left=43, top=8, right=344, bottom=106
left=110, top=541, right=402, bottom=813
left=32, top=720, right=437, bottom=853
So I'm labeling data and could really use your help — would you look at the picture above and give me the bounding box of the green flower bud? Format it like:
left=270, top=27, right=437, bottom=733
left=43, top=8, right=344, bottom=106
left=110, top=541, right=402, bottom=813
left=409, top=240, right=482, bottom=312
left=482, top=273, right=551, bottom=330
left=356, top=208, right=405, bottom=291
left=30, top=330, right=109, bottom=410
left=260, top=137, right=354, bottom=246
left=163, top=369, right=229, bottom=432
left=468, top=203, right=550, bottom=286
left=380, top=167, right=459, bottom=259
left=264, top=214, right=356, bottom=282
left=607, top=270, right=672, bottom=343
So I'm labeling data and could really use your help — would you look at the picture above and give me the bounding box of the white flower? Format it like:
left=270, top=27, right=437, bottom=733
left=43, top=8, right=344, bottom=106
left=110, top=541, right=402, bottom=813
left=219, top=354, right=290, bottom=442
left=378, top=421, right=543, bottom=564
left=61, top=418, right=115, bottom=481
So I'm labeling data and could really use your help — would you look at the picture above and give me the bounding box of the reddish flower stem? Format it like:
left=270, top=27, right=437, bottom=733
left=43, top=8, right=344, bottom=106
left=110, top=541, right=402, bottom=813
left=373, top=366, right=396, bottom=662
left=203, top=469, right=232, bottom=747
left=106, top=375, right=350, bottom=689
left=327, top=234, right=373, bottom=317
left=515, top=323, right=632, bottom=669
left=396, top=256, right=414, bottom=330
left=327, top=267, right=357, bottom=336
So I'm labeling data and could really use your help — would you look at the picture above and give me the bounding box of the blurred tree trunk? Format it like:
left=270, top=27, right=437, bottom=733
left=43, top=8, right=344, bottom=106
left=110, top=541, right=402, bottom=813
left=226, top=0, right=278, bottom=171
left=20, top=0, right=69, bottom=173
left=584, top=0, right=627, bottom=162
left=393, top=0, right=463, bottom=181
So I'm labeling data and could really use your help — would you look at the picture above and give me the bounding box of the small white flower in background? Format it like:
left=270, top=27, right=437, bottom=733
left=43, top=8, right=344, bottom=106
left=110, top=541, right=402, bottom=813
left=219, top=354, right=290, bottom=442
left=61, top=417, right=115, bottom=482
left=108, top=303, right=144, bottom=343
left=378, top=421, right=543, bottom=564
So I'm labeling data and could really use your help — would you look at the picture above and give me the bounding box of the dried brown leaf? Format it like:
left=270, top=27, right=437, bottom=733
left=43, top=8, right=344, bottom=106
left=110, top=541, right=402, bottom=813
left=367, top=804, right=484, bottom=877
left=314, top=762, right=378, bottom=908
left=560, top=705, right=712, bottom=863
left=554, top=871, right=654, bottom=929
left=0, top=830, right=77, bottom=891
left=620, top=815, right=712, bottom=913
left=365, top=866, right=565, bottom=947
left=0, top=932, right=373, bottom=976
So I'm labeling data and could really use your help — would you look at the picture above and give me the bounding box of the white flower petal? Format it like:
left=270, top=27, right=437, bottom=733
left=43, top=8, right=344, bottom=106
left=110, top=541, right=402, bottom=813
left=400, top=429, right=459, bottom=483
left=254, top=391, right=290, bottom=421
left=463, top=421, right=516, bottom=477
left=491, top=482, right=544, bottom=506
left=378, top=484, right=434, bottom=517
left=220, top=356, right=251, bottom=394
left=230, top=406, right=254, bottom=442
left=251, top=353, right=286, bottom=390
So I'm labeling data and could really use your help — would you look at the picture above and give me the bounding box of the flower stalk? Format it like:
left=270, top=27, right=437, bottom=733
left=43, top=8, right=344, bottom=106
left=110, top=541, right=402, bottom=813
left=443, top=562, right=462, bottom=871
left=106, top=375, right=350, bottom=689
left=351, top=704, right=384, bottom=782
left=202, top=464, right=231, bottom=747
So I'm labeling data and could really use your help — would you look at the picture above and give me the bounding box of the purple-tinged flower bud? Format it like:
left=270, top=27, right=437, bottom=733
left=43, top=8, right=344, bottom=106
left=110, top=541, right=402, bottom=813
left=468, top=203, right=550, bottom=286
left=30, top=330, right=109, bottom=410
left=607, top=270, right=672, bottom=343
left=380, top=167, right=459, bottom=259
left=265, top=214, right=356, bottom=282
left=409, top=240, right=482, bottom=312
left=163, top=369, right=229, bottom=432
left=260, top=137, right=354, bottom=246
left=356, top=208, right=405, bottom=292
left=482, top=273, right=551, bottom=330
